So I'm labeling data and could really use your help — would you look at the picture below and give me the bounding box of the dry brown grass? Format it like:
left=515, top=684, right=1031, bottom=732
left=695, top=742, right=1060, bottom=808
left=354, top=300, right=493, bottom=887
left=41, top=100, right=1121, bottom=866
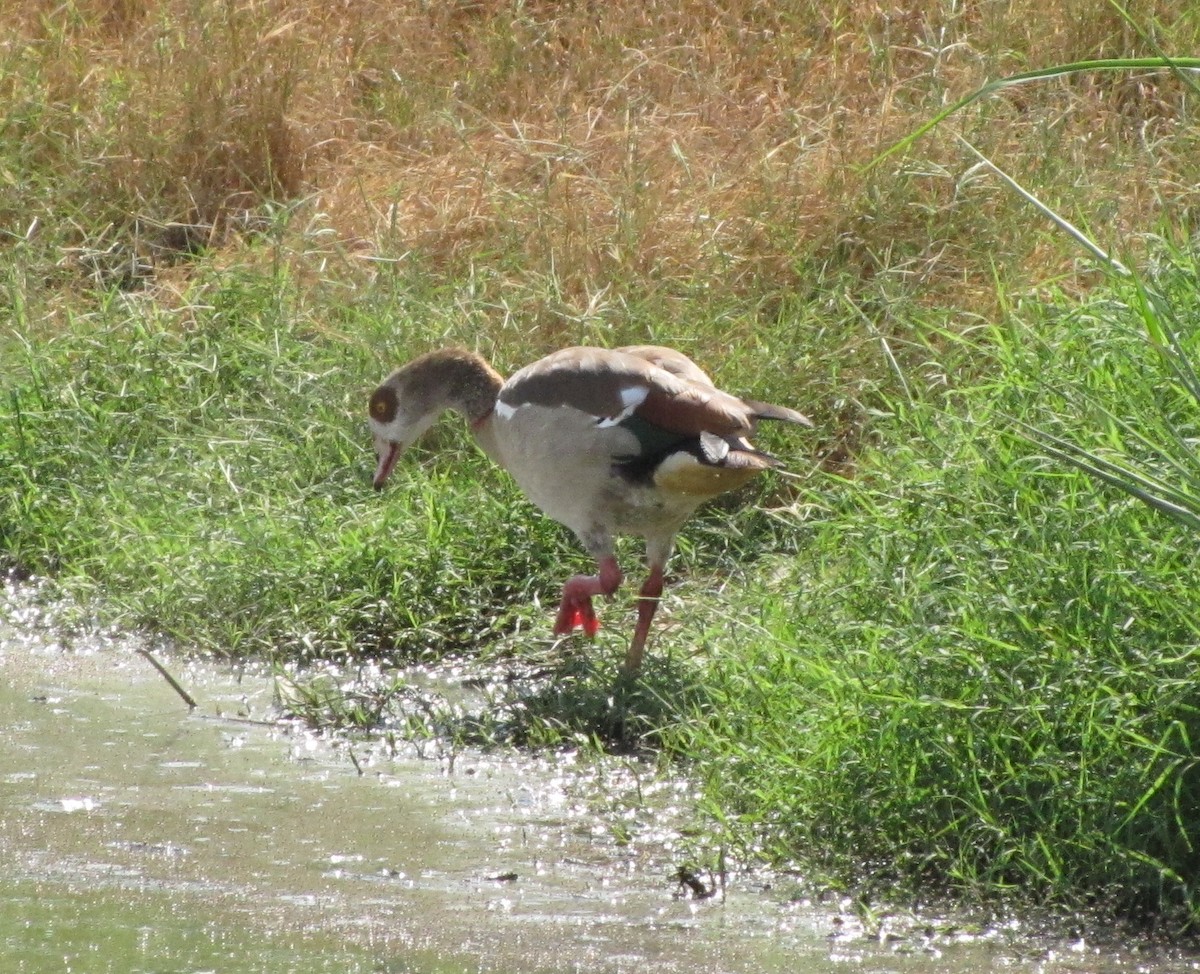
left=2, top=0, right=1198, bottom=316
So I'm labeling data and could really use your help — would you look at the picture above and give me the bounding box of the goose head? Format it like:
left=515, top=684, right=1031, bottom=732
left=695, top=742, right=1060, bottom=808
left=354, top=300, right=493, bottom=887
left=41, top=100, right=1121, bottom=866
left=368, top=348, right=505, bottom=489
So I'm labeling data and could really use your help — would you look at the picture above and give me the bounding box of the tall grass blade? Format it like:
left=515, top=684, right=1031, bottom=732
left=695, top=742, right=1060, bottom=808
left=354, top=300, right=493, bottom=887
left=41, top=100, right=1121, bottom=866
left=1130, top=273, right=1200, bottom=407
left=958, top=140, right=1128, bottom=275
left=866, top=57, right=1200, bottom=172
left=1015, top=420, right=1200, bottom=531
left=955, top=141, right=1200, bottom=533
left=1104, top=0, right=1200, bottom=99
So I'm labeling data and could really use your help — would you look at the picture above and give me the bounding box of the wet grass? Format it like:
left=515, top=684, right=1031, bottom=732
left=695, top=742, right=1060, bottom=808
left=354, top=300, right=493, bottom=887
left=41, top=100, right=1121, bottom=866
left=276, top=644, right=711, bottom=757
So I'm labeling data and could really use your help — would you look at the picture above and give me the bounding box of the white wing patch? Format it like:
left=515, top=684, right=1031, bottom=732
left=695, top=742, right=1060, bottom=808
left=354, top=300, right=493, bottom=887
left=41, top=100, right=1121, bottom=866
left=595, top=383, right=649, bottom=428
left=698, top=431, right=730, bottom=463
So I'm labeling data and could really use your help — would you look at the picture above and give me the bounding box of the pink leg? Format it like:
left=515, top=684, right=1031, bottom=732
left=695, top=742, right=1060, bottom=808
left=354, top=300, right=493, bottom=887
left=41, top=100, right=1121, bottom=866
left=554, top=556, right=622, bottom=638
left=625, top=564, right=665, bottom=673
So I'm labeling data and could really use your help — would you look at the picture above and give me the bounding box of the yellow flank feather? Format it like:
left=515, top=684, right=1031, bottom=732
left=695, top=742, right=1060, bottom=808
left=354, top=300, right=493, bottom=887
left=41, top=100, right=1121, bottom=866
left=652, top=451, right=764, bottom=497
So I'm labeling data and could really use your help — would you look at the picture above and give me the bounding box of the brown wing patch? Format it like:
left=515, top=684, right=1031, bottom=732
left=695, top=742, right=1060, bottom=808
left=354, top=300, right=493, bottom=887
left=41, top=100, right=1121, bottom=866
left=500, top=365, right=640, bottom=417
left=501, top=346, right=759, bottom=436
left=616, top=345, right=715, bottom=387
left=636, top=387, right=751, bottom=437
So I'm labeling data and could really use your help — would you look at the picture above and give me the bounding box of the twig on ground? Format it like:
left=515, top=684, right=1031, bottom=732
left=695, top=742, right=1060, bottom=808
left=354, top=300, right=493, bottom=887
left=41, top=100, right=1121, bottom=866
left=138, top=648, right=198, bottom=710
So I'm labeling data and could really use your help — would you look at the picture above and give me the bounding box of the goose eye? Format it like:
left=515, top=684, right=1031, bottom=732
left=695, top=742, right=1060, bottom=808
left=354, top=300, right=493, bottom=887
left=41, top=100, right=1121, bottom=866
left=369, top=387, right=398, bottom=423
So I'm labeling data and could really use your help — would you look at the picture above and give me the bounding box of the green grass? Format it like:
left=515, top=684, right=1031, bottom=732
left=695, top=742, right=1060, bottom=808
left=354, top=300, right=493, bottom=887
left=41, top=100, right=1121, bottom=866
left=3, top=0, right=1200, bottom=935
left=0, top=256, right=824, bottom=662
left=4, top=240, right=1200, bottom=926
left=0, top=265, right=552, bottom=659
left=667, top=246, right=1200, bottom=925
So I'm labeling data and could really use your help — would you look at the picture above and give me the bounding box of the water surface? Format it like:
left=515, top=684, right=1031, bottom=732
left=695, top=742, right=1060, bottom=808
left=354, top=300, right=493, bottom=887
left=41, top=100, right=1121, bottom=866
left=2, top=581, right=1196, bottom=973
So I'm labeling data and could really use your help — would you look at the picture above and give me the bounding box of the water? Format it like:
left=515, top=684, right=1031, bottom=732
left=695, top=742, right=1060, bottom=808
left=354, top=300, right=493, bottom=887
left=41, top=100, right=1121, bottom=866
left=2, top=579, right=1197, bottom=973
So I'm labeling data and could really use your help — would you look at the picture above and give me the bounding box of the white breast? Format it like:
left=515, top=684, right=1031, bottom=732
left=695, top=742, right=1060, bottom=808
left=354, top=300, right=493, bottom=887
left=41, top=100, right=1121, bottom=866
left=487, top=403, right=706, bottom=546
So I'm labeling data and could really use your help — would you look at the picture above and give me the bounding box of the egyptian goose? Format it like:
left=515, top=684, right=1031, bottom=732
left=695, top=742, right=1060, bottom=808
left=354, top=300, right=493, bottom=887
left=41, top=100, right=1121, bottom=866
left=368, top=346, right=811, bottom=672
